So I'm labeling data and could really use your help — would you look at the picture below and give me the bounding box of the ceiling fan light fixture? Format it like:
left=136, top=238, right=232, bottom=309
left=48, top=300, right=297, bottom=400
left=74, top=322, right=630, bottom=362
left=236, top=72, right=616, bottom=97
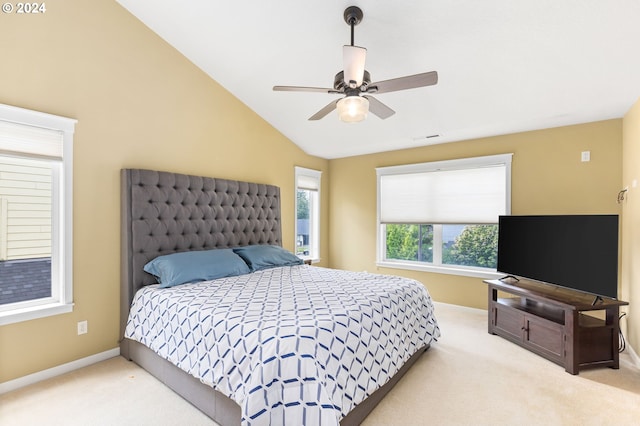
left=337, top=95, right=369, bottom=123
left=273, top=6, right=438, bottom=122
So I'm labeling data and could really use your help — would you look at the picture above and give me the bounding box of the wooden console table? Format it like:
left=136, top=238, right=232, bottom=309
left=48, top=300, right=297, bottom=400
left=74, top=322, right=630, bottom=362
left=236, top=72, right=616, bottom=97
left=485, top=278, right=628, bottom=375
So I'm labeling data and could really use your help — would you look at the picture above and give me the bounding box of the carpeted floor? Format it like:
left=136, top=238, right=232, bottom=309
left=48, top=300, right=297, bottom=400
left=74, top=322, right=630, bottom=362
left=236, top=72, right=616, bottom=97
left=2, top=302, right=639, bottom=425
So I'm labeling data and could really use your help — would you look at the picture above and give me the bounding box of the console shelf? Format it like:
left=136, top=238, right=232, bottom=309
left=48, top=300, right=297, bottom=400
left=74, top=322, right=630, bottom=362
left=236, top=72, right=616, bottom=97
left=485, top=278, right=628, bottom=375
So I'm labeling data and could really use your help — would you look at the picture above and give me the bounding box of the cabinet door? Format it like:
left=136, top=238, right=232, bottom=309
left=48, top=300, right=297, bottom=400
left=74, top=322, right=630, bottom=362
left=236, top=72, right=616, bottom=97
left=524, top=314, right=564, bottom=363
left=493, top=305, right=524, bottom=342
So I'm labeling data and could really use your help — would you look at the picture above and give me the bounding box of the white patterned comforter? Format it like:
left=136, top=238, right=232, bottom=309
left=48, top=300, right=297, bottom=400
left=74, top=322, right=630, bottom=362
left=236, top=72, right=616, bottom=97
left=125, top=265, right=440, bottom=426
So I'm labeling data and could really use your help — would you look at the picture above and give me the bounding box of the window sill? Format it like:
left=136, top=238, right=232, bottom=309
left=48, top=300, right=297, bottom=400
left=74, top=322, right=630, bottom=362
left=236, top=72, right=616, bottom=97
left=0, top=302, right=74, bottom=326
left=298, top=254, right=320, bottom=262
left=377, top=260, right=503, bottom=280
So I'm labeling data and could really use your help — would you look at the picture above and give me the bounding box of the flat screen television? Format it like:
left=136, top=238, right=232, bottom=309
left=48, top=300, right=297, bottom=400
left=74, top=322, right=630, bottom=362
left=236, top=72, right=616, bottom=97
left=497, top=215, right=619, bottom=300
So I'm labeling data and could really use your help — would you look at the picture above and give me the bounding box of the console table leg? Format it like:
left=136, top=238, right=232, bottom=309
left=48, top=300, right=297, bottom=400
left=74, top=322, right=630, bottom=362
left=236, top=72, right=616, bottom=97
left=608, top=307, right=620, bottom=369
left=564, top=311, right=579, bottom=375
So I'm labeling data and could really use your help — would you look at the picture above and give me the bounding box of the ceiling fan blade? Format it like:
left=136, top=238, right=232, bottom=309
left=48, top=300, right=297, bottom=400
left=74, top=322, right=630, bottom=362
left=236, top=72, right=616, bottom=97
left=309, top=100, right=339, bottom=121
left=369, top=71, right=438, bottom=94
left=363, top=95, right=395, bottom=119
left=273, top=85, right=340, bottom=94
left=343, top=45, right=367, bottom=87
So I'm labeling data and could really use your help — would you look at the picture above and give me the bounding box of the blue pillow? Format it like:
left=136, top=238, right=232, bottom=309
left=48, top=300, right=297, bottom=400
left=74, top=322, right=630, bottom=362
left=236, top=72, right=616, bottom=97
left=233, top=245, right=303, bottom=272
left=143, top=248, right=251, bottom=288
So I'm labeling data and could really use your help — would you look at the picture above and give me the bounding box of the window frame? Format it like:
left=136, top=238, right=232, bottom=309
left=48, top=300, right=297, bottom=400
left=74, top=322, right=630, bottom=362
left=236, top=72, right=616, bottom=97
left=0, top=104, right=76, bottom=325
left=376, top=154, right=512, bottom=279
left=294, top=166, right=321, bottom=263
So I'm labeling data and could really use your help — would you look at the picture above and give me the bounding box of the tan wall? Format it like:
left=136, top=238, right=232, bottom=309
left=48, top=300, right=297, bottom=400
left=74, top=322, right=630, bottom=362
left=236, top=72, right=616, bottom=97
left=0, top=0, right=328, bottom=382
left=328, top=120, right=622, bottom=309
left=622, top=97, right=640, bottom=353
left=0, top=0, right=634, bottom=384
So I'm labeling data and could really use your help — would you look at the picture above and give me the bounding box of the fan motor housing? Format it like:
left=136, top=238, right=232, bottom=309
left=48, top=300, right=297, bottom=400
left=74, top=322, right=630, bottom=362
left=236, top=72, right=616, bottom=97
left=334, top=70, right=371, bottom=91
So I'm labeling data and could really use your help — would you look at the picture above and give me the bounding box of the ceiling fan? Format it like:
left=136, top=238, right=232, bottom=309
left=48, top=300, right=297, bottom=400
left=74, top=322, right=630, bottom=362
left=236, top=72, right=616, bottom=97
left=273, top=6, right=438, bottom=123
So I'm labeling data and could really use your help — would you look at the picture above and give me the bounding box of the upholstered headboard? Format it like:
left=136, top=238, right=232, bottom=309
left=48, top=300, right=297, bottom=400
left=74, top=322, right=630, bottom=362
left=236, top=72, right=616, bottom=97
left=120, top=169, right=282, bottom=340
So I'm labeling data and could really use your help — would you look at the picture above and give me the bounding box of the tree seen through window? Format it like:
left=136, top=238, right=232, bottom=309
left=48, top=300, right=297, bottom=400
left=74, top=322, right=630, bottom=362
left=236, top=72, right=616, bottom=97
left=386, top=224, right=498, bottom=269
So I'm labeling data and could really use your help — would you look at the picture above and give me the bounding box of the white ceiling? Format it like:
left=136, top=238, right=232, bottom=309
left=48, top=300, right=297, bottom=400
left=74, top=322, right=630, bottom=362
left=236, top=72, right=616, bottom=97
left=116, top=0, right=640, bottom=159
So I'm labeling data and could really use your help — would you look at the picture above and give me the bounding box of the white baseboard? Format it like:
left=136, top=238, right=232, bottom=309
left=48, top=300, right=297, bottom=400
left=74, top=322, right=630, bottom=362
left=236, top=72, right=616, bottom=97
left=0, top=347, right=120, bottom=395
left=624, top=343, right=640, bottom=369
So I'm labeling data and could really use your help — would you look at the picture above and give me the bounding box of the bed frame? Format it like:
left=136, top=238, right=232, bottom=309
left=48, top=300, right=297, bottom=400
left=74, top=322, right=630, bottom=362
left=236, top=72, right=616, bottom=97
left=120, top=168, right=428, bottom=426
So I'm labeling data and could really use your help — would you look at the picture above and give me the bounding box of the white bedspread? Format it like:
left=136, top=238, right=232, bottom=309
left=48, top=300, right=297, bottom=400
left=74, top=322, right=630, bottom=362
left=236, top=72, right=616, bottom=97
left=125, top=265, right=440, bottom=426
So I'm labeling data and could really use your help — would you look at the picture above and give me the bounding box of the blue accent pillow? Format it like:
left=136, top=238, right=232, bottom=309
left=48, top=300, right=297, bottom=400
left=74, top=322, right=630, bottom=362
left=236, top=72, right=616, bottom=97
left=143, top=248, right=251, bottom=288
left=233, top=245, right=303, bottom=272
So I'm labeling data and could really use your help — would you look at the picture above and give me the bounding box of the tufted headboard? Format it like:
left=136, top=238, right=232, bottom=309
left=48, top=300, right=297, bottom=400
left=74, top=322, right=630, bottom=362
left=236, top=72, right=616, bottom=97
left=120, top=169, right=282, bottom=340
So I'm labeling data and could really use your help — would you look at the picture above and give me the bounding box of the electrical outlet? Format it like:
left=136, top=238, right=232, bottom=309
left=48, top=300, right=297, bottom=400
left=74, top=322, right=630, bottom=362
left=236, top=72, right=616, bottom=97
left=77, top=320, right=88, bottom=335
left=581, top=151, right=591, bottom=162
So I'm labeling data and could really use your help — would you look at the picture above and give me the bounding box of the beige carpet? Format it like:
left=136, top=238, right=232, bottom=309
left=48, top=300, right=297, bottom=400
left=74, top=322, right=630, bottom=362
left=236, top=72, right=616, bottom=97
left=2, top=302, right=639, bottom=426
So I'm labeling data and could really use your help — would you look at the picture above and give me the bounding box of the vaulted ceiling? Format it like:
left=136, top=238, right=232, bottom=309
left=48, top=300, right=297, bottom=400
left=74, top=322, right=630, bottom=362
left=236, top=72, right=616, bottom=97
left=117, top=0, right=640, bottom=159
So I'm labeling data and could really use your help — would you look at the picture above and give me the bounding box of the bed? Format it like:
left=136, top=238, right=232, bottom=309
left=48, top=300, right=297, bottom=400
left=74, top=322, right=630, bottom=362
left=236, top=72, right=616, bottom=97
left=120, top=169, right=440, bottom=426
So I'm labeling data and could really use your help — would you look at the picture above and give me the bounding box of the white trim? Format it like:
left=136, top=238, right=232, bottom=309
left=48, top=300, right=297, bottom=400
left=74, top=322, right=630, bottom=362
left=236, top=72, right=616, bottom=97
left=0, top=103, right=75, bottom=323
left=377, top=260, right=504, bottom=280
left=434, top=300, right=486, bottom=315
left=0, top=104, right=76, bottom=133
left=61, top=125, right=73, bottom=307
left=0, top=301, right=73, bottom=326
left=0, top=347, right=120, bottom=395
left=376, top=153, right=513, bottom=176
left=623, top=342, right=640, bottom=370
left=294, top=166, right=322, bottom=262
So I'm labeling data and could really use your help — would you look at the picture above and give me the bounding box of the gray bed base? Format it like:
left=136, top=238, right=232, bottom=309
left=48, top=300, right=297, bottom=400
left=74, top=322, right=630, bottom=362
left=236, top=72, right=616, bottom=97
left=120, top=168, right=429, bottom=426
left=124, top=338, right=428, bottom=426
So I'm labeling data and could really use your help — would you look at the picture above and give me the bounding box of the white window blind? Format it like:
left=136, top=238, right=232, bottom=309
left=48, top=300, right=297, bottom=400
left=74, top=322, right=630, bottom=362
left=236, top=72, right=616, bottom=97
left=296, top=168, right=321, bottom=191
left=0, top=120, right=64, bottom=159
left=378, top=154, right=512, bottom=224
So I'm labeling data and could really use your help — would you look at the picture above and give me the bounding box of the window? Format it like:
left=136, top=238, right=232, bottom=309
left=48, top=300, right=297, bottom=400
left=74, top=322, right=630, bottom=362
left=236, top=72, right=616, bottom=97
left=377, top=154, right=512, bottom=278
left=295, top=167, right=321, bottom=262
left=0, top=104, right=76, bottom=325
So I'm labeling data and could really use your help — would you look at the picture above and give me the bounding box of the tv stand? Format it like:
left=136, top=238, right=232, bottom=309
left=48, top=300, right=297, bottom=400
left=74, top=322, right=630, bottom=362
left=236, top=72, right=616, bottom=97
left=485, top=279, right=628, bottom=375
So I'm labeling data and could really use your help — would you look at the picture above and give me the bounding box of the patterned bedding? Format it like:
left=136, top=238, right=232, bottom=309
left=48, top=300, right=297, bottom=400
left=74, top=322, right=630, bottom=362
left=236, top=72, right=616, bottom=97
left=125, top=265, right=440, bottom=426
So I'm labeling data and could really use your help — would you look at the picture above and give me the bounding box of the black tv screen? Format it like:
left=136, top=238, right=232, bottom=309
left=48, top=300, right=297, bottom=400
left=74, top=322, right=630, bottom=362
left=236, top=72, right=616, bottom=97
left=497, top=215, right=619, bottom=299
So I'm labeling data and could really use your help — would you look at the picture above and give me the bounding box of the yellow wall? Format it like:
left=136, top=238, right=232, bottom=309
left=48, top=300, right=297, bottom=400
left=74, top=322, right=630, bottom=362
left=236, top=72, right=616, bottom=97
left=328, top=120, right=623, bottom=309
left=622, top=97, right=640, bottom=352
left=0, top=0, right=635, bottom=384
left=0, top=0, right=328, bottom=382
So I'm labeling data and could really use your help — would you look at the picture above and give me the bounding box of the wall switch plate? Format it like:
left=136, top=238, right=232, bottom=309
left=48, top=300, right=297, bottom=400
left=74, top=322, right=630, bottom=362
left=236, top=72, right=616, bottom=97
left=581, top=151, right=591, bottom=162
left=77, top=320, right=88, bottom=335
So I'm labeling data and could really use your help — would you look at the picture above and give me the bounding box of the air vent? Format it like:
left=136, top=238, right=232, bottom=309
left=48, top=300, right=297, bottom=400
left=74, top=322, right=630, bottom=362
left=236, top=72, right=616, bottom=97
left=412, top=134, right=440, bottom=141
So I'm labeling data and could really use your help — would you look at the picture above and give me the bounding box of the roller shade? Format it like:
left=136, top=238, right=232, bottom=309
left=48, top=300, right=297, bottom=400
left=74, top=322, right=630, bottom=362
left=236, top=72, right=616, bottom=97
left=0, top=120, right=63, bottom=159
left=378, top=154, right=511, bottom=224
left=295, top=167, right=321, bottom=191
